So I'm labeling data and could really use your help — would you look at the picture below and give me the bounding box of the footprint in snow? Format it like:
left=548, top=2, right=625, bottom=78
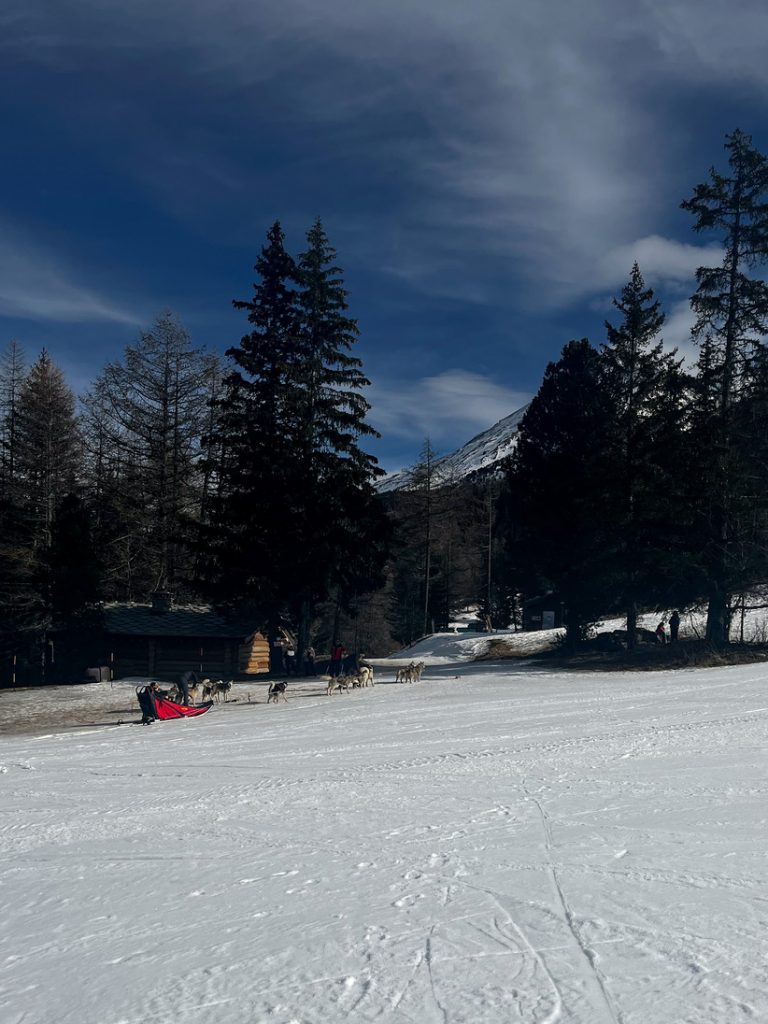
left=393, top=893, right=424, bottom=908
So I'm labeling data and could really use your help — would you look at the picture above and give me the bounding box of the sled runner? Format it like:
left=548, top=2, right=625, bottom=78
left=136, top=685, right=213, bottom=724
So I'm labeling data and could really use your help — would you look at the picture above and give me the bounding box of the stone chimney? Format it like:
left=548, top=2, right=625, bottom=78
left=150, top=589, right=173, bottom=614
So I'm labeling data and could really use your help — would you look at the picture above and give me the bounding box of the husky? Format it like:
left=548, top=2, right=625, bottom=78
left=267, top=680, right=288, bottom=703
left=325, top=675, right=350, bottom=695
left=214, top=680, right=233, bottom=702
left=168, top=681, right=201, bottom=704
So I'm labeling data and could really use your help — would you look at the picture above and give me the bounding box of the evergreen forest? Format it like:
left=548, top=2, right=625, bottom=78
left=4, top=131, right=768, bottom=682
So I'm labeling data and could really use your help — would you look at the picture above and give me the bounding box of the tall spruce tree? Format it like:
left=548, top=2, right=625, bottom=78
left=199, top=222, right=303, bottom=623
left=601, top=264, right=688, bottom=645
left=200, top=220, right=388, bottom=646
left=292, top=218, right=387, bottom=659
left=15, top=351, right=81, bottom=555
left=507, top=339, right=614, bottom=649
left=0, top=351, right=83, bottom=657
left=682, top=129, right=768, bottom=643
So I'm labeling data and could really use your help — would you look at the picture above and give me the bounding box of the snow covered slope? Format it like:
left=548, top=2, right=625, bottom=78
left=378, top=404, right=528, bottom=493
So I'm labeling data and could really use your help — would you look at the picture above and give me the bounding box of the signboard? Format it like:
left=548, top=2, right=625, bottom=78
left=541, top=610, right=555, bottom=630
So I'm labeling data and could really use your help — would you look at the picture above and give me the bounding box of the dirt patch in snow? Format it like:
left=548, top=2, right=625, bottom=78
left=478, top=637, right=558, bottom=660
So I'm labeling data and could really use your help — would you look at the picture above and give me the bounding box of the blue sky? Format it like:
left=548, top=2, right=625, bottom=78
left=2, top=1, right=768, bottom=472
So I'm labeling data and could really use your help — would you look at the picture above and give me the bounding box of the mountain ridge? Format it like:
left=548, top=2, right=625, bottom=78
left=377, top=404, right=528, bottom=493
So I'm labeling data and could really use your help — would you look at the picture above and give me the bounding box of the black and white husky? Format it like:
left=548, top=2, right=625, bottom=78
left=267, top=680, right=288, bottom=703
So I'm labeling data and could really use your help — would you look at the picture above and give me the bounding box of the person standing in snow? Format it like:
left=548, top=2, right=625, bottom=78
left=271, top=640, right=285, bottom=675
left=176, top=669, right=198, bottom=705
left=655, top=620, right=667, bottom=645
left=285, top=645, right=296, bottom=675
left=329, top=640, right=345, bottom=677
left=669, top=610, right=681, bottom=643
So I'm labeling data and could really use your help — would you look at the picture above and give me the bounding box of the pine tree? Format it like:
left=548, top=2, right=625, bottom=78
left=291, top=218, right=387, bottom=656
left=0, top=339, right=26, bottom=501
left=45, top=492, right=103, bottom=679
left=199, top=222, right=302, bottom=622
left=507, top=339, right=614, bottom=649
left=600, top=264, right=689, bottom=645
left=47, top=493, right=102, bottom=622
left=200, top=220, right=389, bottom=650
left=682, top=129, right=768, bottom=643
left=0, top=340, right=30, bottom=654
left=0, top=351, right=82, bottom=655
left=15, top=351, right=81, bottom=554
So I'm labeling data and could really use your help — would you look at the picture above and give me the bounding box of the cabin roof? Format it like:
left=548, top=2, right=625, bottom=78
left=103, top=603, right=256, bottom=639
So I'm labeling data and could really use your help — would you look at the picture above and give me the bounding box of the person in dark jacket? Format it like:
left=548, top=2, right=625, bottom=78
left=138, top=682, right=159, bottom=724
left=176, top=669, right=198, bottom=706
left=271, top=641, right=285, bottom=675
left=669, top=610, right=681, bottom=643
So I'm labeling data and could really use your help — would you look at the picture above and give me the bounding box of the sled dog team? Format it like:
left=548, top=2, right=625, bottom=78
left=167, top=678, right=232, bottom=704
left=166, top=659, right=426, bottom=708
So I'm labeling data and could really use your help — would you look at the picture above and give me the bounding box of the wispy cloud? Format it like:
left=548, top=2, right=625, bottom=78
left=0, top=225, right=140, bottom=325
left=370, top=370, right=530, bottom=446
left=1, top=0, right=764, bottom=314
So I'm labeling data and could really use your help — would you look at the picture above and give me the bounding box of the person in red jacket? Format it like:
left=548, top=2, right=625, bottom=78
left=329, top=640, right=346, bottom=677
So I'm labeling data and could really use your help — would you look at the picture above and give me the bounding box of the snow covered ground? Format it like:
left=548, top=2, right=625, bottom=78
left=2, top=656, right=768, bottom=1024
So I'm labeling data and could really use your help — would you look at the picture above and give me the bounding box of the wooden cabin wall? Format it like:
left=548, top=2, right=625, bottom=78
left=108, top=637, right=238, bottom=680
left=237, top=632, right=270, bottom=675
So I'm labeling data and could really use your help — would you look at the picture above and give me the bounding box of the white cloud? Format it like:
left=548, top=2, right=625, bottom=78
left=595, top=235, right=723, bottom=297
left=369, top=369, right=530, bottom=446
left=0, top=226, right=140, bottom=325
left=661, top=298, right=698, bottom=365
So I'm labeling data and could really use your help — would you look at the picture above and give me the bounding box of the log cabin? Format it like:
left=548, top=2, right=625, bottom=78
left=102, top=590, right=269, bottom=681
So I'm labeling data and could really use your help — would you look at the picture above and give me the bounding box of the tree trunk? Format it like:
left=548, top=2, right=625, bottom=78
left=625, top=601, right=637, bottom=650
left=297, top=597, right=311, bottom=676
left=705, top=589, right=730, bottom=647
left=564, top=609, right=582, bottom=653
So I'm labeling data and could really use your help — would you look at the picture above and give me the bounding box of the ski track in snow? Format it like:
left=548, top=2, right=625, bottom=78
left=1, top=661, right=768, bottom=1022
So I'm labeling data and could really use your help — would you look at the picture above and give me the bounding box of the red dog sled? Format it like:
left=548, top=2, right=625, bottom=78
left=137, top=685, right=213, bottom=724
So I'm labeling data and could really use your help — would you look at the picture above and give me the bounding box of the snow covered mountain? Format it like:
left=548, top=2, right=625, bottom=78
left=377, top=403, right=528, bottom=493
